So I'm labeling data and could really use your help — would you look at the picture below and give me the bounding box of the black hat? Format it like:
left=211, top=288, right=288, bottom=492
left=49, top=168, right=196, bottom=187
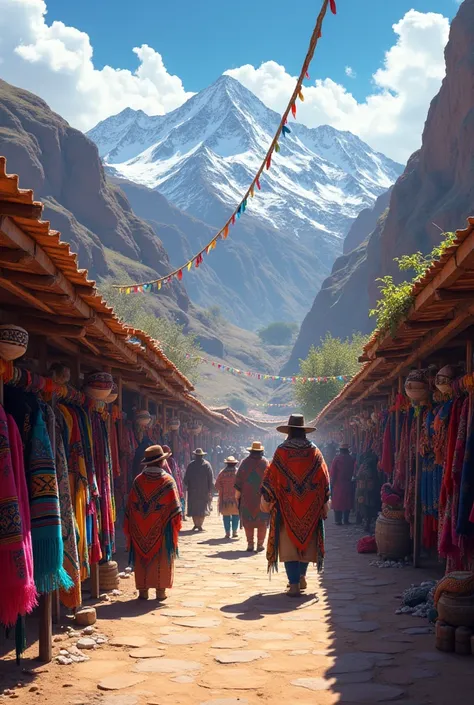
left=276, top=414, right=316, bottom=434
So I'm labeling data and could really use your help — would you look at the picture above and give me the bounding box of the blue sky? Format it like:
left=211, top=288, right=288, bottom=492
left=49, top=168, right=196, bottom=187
left=44, top=0, right=458, bottom=101
left=0, top=0, right=460, bottom=160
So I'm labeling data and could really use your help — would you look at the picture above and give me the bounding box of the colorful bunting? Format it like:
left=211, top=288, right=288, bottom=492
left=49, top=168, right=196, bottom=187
left=113, top=0, right=336, bottom=295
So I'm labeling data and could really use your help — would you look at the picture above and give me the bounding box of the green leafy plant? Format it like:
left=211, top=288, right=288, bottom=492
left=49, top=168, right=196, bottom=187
left=100, top=282, right=202, bottom=382
left=369, top=231, right=457, bottom=335
left=294, top=333, right=368, bottom=418
left=258, top=321, right=299, bottom=346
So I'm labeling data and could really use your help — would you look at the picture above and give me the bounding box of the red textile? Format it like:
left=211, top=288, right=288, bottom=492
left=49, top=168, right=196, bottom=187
left=330, top=453, right=355, bottom=511
left=380, top=419, right=393, bottom=478
left=439, top=398, right=463, bottom=558
left=357, top=536, right=377, bottom=553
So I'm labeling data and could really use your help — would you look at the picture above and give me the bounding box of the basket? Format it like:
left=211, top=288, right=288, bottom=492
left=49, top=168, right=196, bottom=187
left=375, top=514, right=411, bottom=560
left=438, top=593, right=474, bottom=628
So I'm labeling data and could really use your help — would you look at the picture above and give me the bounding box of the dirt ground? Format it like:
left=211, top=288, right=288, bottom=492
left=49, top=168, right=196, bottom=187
left=1, top=512, right=474, bottom=705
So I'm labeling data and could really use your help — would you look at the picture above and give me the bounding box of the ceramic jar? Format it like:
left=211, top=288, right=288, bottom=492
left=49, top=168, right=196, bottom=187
left=0, top=324, right=28, bottom=361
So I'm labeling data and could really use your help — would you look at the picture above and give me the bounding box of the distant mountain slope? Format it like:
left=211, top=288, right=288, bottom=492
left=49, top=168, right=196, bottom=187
left=284, top=0, right=474, bottom=374
left=88, top=76, right=403, bottom=327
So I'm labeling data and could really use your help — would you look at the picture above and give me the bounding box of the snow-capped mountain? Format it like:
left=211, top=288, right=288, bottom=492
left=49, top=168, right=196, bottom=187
left=88, top=76, right=403, bottom=328
left=89, top=76, right=402, bottom=252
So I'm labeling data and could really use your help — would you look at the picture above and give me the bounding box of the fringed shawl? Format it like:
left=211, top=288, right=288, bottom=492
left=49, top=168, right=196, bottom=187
left=125, top=469, right=182, bottom=564
left=261, top=439, right=329, bottom=573
left=0, top=408, right=37, bottom=628
left=215, top=467, right=239, bottom=514
left=27, top=403, right=72, bottom=594
left=91, top=411, right=115, bottom=562
left=235, top=455, right=269, bottom=525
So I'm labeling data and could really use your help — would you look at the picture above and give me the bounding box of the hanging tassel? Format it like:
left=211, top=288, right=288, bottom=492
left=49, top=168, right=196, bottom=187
left=291, top=103, right=297, bottom=118
left=187, top=261, right=192, bottom=271
left=330, top=0, right=337, bottom=14
left=256, top=178, right=261, bottom=190
left=158, top=280, right=162, bottom=290
left=231, top=214, right=236, bottom=225
left=266, top=153, right=272, bottom=170
left=250, top=185, right=255, bottom=197
left=223, top=225, right=229, bottom=239
left=282, top=125, right=291, bottom=137
left=177, top=269, right=183, bottom=281
left=305, top=70, right=310, bottom=80
left=298, top=90, right=305, bottom=102
left=242, top=198, right=247, bottom=211
left=274, top=142, right=280, bottom=153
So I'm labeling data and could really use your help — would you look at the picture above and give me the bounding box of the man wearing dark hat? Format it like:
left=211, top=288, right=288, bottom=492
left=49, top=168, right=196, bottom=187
left=184, top=449, right=214, bottom=531
left=235, top=441, right=269, bottom=551
left=330, top=443, right=355, bottom=525
left=124, top=445, right=182, bottom=601
left=261, top=415, right=330, bottom=597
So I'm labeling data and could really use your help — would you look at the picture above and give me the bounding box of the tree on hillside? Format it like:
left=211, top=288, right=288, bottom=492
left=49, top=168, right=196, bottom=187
left=294, top=333, right=367, bottom=419
left=100, top=282, right=202, bottom=382
left=258, top=322, right=299, bottom=346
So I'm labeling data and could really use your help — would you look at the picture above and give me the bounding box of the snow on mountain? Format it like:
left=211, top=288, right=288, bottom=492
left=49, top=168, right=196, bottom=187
left=88, top=76, right=403, bottom=262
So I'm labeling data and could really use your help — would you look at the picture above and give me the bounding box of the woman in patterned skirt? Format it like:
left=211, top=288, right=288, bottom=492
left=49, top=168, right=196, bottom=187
left=215, top=456, right=240, bottom=538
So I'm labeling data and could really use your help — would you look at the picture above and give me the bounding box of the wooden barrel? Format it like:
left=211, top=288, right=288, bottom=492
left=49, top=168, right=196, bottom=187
left=375, top=514, right=411, bottom=560
left=438, top=593, right=474, bottom=628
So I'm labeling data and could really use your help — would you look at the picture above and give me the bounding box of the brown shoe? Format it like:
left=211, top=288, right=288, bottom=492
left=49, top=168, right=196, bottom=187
left=286, top=584, right=301, bottom=598
left=299, top=576, right=307, bottom=590
left=138, top=589, right=149, bottom=600
left=247, top=545, right=255, bottom=552
left=156, top=588, right=167, bottom=601
left=256, top=544, right=265, bottom=552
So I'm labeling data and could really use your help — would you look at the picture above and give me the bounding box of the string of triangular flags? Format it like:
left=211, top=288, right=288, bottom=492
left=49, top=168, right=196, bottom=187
left=114, top=0, right=337, bottom=294
left=186, top=353, right=351, bottom=385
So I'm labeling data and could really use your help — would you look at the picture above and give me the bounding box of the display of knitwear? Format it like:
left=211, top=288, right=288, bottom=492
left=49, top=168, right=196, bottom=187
left=433, top=571, right=474, bottom=607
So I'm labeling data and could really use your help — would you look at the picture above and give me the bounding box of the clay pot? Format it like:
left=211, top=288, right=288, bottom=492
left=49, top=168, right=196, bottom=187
left=437, top=593, right=474, bottom=628
left=405, top=380, right=430, bottom=403
left=105, top=383, right=118, bottom=404
left=0, top=324, right=28, bottom=361
left=85, top=372, right=113, bottom=400
left=136, top=410, right=152, bottom=428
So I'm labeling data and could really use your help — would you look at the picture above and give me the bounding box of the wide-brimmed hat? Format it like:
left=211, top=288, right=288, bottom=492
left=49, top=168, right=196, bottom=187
left=276, top=413, right=316, bottom=434
left=340, top=443, right=349, bottom=450
left=225, top=456, right=239, bottom=465
left=142, top=444, right=171, bottom=466
left=193, top=448, right=207, bottom=456
left=247, top=441, right=265, bottom=453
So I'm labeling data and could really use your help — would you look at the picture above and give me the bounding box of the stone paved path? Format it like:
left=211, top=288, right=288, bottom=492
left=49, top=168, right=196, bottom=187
left=1, top=512, right=473, bottom=705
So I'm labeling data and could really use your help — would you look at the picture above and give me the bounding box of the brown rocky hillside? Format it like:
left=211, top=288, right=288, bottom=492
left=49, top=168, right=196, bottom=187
left=284, top=0, right=474, bottom=374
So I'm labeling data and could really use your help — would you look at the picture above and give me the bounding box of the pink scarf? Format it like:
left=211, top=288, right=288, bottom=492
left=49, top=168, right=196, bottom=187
left=0, top=408, right=37, bottom=627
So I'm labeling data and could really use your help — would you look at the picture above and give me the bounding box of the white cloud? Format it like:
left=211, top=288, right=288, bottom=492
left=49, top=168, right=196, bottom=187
left=344, top=66, right=356, bottom=78
left=0, top=2, right=450, bottom=162
left=226, top=10, right=450, bottom=162
left=0, top=0, right=193, bottom=130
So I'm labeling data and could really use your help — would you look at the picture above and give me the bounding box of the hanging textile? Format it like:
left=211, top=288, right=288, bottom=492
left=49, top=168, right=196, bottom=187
left=27, top=402, right=73, bottom=594
left=91, top=411, right=115, bottom=561
left=0, top=407, right=37, bottom=627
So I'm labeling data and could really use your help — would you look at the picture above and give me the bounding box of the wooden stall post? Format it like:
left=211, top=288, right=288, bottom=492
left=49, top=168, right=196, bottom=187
left=38, top=593, right=53, bottom=663
left=467, top=341, right=473, bottom=433
left=413, top=411, right=422, bottom=568
left=395, top=376, right=402, bottom=448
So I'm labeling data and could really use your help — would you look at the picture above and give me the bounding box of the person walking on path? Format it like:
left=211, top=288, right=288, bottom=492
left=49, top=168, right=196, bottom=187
left=235, top=441, right=269, bottom=552
left=124, top=445, right=182, bottom=601
left=330, top=443, right=355, bottom=526
left=184, top=448, right=214, bottom=531
left=163, top=444, right=186, bottom=519
left=215, top=456, right=240, bottom=538
left=261, top=414, right=330, bottom=598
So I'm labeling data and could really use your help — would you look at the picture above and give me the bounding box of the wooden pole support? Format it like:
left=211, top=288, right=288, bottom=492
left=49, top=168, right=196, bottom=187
left=38, top=593, right=53, bottom=663
left=413, top=412, right=422, bottom=568
left=90, top=563, right=100, bottom=599
left=51, top=590, right=60, bottom=624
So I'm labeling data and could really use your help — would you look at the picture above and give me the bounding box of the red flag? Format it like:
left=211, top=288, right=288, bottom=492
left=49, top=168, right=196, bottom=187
left=256, top=178, right=261, bottom=190
left=291, top=103, right=297, bottom=118
left=266, top=154, right=272, bottom=170
left=329, top=0, right=337, bottom=14
left=177, top=269, right=183, bottom=281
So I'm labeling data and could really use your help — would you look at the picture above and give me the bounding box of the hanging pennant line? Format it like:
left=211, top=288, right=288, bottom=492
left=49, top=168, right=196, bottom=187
left=114, top=0, right=336, bottom=294
left=185, top=352, right=351, bottom=385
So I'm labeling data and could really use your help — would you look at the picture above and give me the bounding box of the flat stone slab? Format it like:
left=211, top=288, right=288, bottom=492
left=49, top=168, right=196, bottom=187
left=110, top=636, right=148, bottom=648
left=360, top=643, right=407, bottom=655
left=280, top=612, right=321, bottom=621
left=401, top=627, right=433, bottom=635
left=199, top=669, right=267, bottom=690
left=128, top=648, right=165, bottom=659
left=360, top=579, right=395, bottom=587
left=97, top=675, right=147, bottom=691
left=328, top=593, right=356, bottom=601
left=337, top=684, right=404, bottom=702
left=341, top=620, right=380, bottom=633
left=181, top=600, right=206, bottom=608
left=158, top=633, right=210, bottom=645
left=291, top=677, right=333, bottom=691
left=173, top=618, right=221, bottom=628
left=171, top=675, right=195, bottom=683
left=414, top=651, right=446, bottom=662
left=102, top=697, right=139, bottom=705
left=384, top=667, right=439, bottom=686
left=244, top=631, right=292, bottom=641
left=134, top=658, right=202, bottom=673
left=328, top=653, right=375, bottom=674
left=336, top=671, right=374, bottom=685
left=260, top=640, right=313, bottom=651
left=159, top=608, right=197, bottom=617
left=211, top=639, right=248, bottom=649
left=261, top=660, right=315, bottom=673
left=214, top=650, right=269, bottom=664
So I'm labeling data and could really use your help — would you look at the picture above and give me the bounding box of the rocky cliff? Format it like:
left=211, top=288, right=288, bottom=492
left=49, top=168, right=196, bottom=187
left=0, top=79, right=189, bottom=318
left=284, top=0, right=474, bottom=374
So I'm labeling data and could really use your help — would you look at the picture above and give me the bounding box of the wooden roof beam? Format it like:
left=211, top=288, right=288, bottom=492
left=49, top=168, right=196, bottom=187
left=435, top=289, right=474, bottom=302
left=0, top=269, right=58, bottom=289
left=0, top=199, right=43, bottom=220
left=403, top=319, right=449, bottom=331
left=0, top=247, right=34, bottom=265
left=0, top=277, right=54, bottom=314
